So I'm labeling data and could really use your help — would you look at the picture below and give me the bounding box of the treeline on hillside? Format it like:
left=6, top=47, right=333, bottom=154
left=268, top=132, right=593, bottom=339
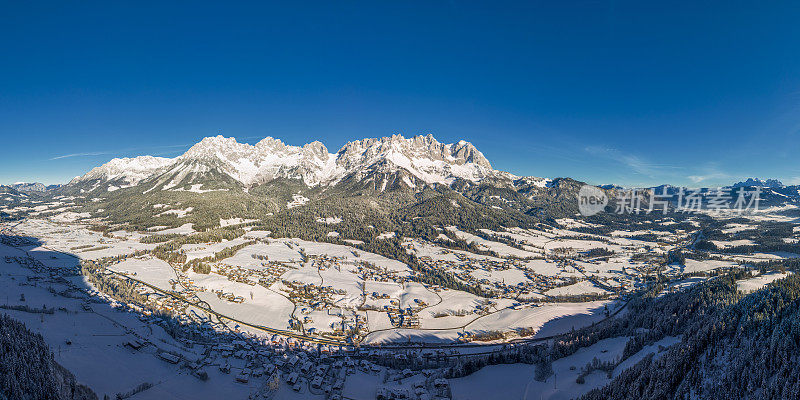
left=184, top=239, right=256, bottom=273
left=81, top=261, right=148, bottom=307
left=248, top=201, right=505, bottom=295
left=87, top=180, right=548, bottom=239
left=254, top=190, right=537, bottom=246
left=149, top=227, right=247, bottom=265
left=575, top=211, right=701, bottom=236
left=714, top=241, right=800, bottom=256
left=353, top=237, right=491, bottom=297
left=0, top=314, right=97, bottom=400
left=78, top=187, right=274, bottom=232
left=582, top=271, right=800, bottom=399
left=699, top=220, right=800, bottom=255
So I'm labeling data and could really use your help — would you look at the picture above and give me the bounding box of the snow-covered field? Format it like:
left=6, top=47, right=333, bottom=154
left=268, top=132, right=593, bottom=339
left=682, top=259, right=738, bottom=273
left=11, top=219, right=157, bottom=259
left=1, top=199, right=792, bottom=400
left=219, top=217, right=258, bottom=227
left=181, top=237, right=253, bottom=262
left=107, top=256, right=178, bottom=291
left=450, top=336, right=629, bottom=400
left=737, top=272, right=791, bottom=293
left=192, top=272, right=295, bottom=330
left=448, top=226, right=541, bottom=258
left=0, top=243, right=260, bottom=400
left=0, top=217, right=708, bottom=351
left=464, top=300, right=615, bottom=339
left=544, top=280, right=610, bottom=297
left=151, top=223, right=196, bottom=235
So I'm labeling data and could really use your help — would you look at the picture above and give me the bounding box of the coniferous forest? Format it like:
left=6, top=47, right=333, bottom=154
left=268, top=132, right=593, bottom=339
left=0, top=314, right=97, bottom=400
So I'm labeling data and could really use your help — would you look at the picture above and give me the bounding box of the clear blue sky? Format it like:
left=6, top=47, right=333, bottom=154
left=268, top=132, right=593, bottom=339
left=2, top=1, right=799, bottom=186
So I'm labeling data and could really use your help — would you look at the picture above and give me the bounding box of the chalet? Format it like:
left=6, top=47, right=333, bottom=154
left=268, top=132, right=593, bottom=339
left=287, top=355, right=299, bottom=366
left=217, top=344, right=234, bottom=352
left=219, top=362, right=231, bottom=373
left=125, top=339, right=143, bottom=350
left=158, top=352, right=180, bottom=364
left=264, top=363, right=276, bottom=375
left=300, top=361, right=313, bottom=373
left=192, top=368, right=208, bottom=381
left=235, top=372, right=249, bottom=383
left=311, top=376, right=323, bottom=388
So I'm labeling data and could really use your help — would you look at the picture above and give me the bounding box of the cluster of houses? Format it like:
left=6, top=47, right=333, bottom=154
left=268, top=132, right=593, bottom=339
left=353, top=260, right=406, bottom=283
left=416, top=254, right=575, bottom=297
left=215, top=260, right=290, bottom=287
left=281, top=280, right=343, bottom=310
left=151, top=293, right=192, bottom=313
left=210, top=288, right=245, bottom=303
left=6, top=254, right=80, bottom=278
left=170, top=273, right=204, bottom=293
left=387, top=305, right=420, bottom=328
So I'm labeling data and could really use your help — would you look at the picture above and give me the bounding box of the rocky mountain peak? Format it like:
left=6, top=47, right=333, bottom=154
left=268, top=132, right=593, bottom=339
left=302, top=141, right=329, bottom=160
left=181, top=135, right=250, bottom=160
left=449, top=140, right=491, bottom=169
left=255, top=136, right=289, bottom=152
left=68, top=133, right=515, bottom=192
left=732, top=178, right=784, bottom=188
left=71, top=156, right=173, bottom=185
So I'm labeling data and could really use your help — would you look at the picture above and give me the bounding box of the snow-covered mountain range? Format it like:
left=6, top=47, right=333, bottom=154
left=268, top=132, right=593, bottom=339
left=72, top=156, right=174, bottom=190
left=68, top=134, right=548, bottom=193
left=9, top=182, right=63, bottom=192
left=732, top=178, right=785, bottom=188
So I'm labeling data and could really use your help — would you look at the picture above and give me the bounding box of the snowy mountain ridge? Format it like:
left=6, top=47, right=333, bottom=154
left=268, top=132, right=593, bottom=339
left=9, top=182, right=63, bottom=192
left=732, top=178, right=784, bottom=188
left=69, top=156, right=173, bottom=187
left=69, top=134, right=538, bottom=191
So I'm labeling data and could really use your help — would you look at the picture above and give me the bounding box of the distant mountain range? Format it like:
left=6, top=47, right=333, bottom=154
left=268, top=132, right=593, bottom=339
left=64, top=134, right=545, bottom=194
left=9, top=182, right=63, bottom=192
left=4, top=136, right=791, bottom=195
left=732, top=178, right=785, bottom=188
left=3, top=135, right=798, bottom=232
left=0, top=135, right=579, bottom=234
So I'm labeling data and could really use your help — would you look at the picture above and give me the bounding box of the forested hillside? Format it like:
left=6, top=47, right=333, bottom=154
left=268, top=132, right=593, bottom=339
left=0, top=314, right=97, bottom=400
left=582, top=273, right=800, bottom=400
